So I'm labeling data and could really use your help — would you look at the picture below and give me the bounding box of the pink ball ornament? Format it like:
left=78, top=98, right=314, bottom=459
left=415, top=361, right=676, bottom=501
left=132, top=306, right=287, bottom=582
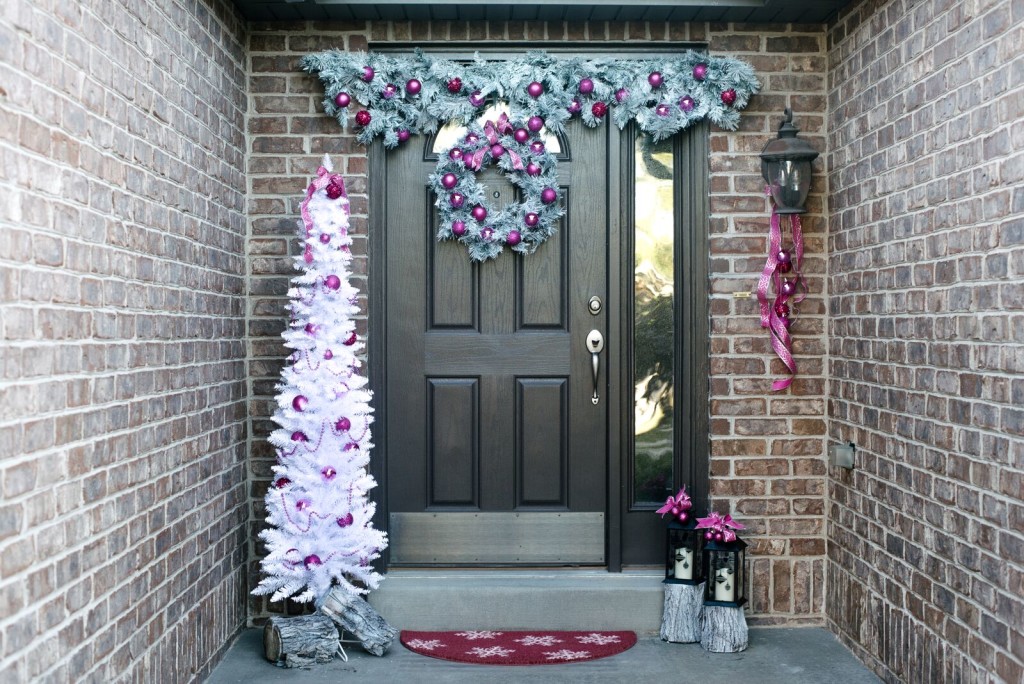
left=540, top=187, right=557, bottom=204
left=296, top=499, right=311, bottom=511
left=527, top=116, right=544, bottom=132
left=648, top=71, right=663, bottom=88
left=292, top=395, right=308, bottom=411
left=513, top=128, right=529, bottom=143
left=354, top=110, right=371, bottom=127
left=448, top=148, right=464, bottom=163
left=449, top=192, right=465, bottom=208
left=714, top=531, right=724, bottom=542
left=678, top=95, right=695, bottom=112
left=361, top=65, right=375, bottom=82
left=524, top=212, right=539, bottom=227
left=693, top=62, right=708, bottom=81
left=323, top=349, right=333, bottom=360
left=465, top=133, right=479, bottom=145
left=336, top=417, right=351, bottom=432
left=471, top=205, right=488, bottom=222
left=529, top=140, right=545, bottom=154
left=490, top=143, right=505, bottom=158
left=381, top=83, right=397, bottom=99
left=578, top=78, right=594, bottom=94
left=775, top=302, right=791, bottom=318
left=447, top=76, right=462, bottom=93
left=506, top=230, right=522, bottom=246
left=291, top=431, right=307, bottom=442
left=469, top=90, right=486, bottom=107
left=274, top=477, right=290, bottom=488
left=677, top=511, right=689, bottom=523
left=452, top=220, right=467, bottom=237
left=441, top=173, right=458, bottom=189
left=303, top=554, right=322, bottom=568
left=705, top=531, right=714, bottom=541
left=671, top=506, right=681, bottom=516
left=781, top=279, right=797, bottom=296
left=525, top=163, right=541, bottom=177
left=344, top=441, right=359, bottom=452
left=326, top=183, right=343, bottom=200
left=591, top=101, right=608, bottom=118
left=322, top=466, right=336, bottom=480
left=778, top=260, right=793, bottom=274
left=319, top=233, right=331, bottom=244
left=721, top=88, right=737, bottom=106
left=656, top=103, right=670, bottom=117
left=397, top=129, right=411, bottom=143
left=405, top=78, right=422, bottom=95
left=777, top=249, right=792, bottom=265
left=304, top=323, right=318, bottom=335
left=337, top=513, right=354, bottom=527
left=325, top=274, right=341, bottom=290
left=615, top=88, right=629, bottom=103
left=527, top=81, right=544, bottom=98
left=344, top=332, right=357, bottom=346
left=567, top=97, right=582, bottom=115
left=334, top=92, right=351, bottom=108
left=481, top=226, right=494, bottom=241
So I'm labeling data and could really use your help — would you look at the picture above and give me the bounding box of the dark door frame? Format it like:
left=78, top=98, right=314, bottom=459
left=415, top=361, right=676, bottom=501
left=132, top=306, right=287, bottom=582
left=367, top=44, right=710, bottom=572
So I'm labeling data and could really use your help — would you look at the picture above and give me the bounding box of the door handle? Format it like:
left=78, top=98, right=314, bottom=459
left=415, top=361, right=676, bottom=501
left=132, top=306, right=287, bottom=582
left=586, top=330, right=604, bottom=405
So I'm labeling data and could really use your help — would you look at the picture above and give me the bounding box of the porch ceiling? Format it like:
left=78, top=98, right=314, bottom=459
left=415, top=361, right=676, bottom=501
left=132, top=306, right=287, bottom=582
left=232, top=0, right=854, bottom=24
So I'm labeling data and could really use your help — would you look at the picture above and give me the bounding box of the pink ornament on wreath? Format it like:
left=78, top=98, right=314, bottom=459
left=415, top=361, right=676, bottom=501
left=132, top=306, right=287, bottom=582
left=648, top=71, right=663, bottom=88
left=452, top=220, right=466, bottom=237
left=381, top=83, right=397, bottom=99
left=325, top=274, right=341, bottom=290
left=525, top=162, right=541, bottom=177
left=334, top=92, right=351, bottom=108
left=721, top=88, right=737, bottom=106
left=540, top=188, right=557, bottom=204
left=524, top=212, right=539, bottom=227
left=449, top=148, right=464, bottom=163
left=567, top=97, right=582, bottom=115
left=506, top=230, right=522, bottom=246
left=465, top=133, right=479, bottom=145
left=656, top=104, right=670, bottom=117
left=292, top=395, right=308, bottom=411
left=471, top=205, right=488, bottom=222
left=513, top=128, right=530, bottom=144
left=449, top=192, right=465, bottom=208
left=490, top=143, right=505, bottom=158
left=527, top=81, right=544, bottom=98
left=528, top=116, right=544, bottom=132
left=678, top=95, right=695, bottom=112
left=481, top=227, right=494, bottom=241
left=441, top=173, right=458, bottom=189
left=578, top=78, right=594, bottom=94
left=469, top=90, right=486, bottom=107
left=693, top=63, right=708, bottom=81
left=592, top=101, right=608, bottom=118
left=405, top=78, right=422, bottom=95
left=361, top=65, right=375, bottom=82
left=529, top=140, right=545, bottom=154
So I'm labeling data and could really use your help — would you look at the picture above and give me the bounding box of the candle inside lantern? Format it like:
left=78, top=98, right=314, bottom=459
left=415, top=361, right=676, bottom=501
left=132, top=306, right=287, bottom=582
left=673, top=547, right=694, bottom=580
left=714, top=567, right=735, bottom=602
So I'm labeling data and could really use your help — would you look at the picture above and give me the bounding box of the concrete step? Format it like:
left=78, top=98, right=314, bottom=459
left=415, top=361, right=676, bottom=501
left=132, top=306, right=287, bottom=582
left=366, top=569, right=665, bottom=634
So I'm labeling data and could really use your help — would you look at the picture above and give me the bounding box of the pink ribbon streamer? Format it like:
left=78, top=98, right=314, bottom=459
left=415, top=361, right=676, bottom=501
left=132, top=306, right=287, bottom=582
left=756, top=194, right=806, bottom=391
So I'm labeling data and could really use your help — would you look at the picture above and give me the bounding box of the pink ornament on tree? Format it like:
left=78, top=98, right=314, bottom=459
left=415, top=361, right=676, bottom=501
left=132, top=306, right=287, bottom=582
left=319, top=233, right=331, bottom=244
left=344, top=332, right=357, bottom=346
left=335, top=416, right=351, bottom=432
left=325, top=274, right=341, bottom=290
left=304, top=323, right=318, bottom=335
left=275, top=477, right=291, bottom=489
left=322, top=466, right=336, bottom=480
left=292, top=395, right=308, bottom=411
left=323, top=349, right=333, bottom=360
left=304, top=554, right=322, bottom=568
left=326, top=183, right=343, bottom=200
left=291, top=431, right=307, bottom=442
left=337, top=513, right=354, bottom=528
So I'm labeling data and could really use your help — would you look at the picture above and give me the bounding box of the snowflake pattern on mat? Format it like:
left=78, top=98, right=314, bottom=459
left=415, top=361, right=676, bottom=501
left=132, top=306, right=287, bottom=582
left=576, top=633, right=622, bottom=645
left=468, top=645, right=516, bottom=658
left=514, top=635, right=563, bottom=647
left=455, top=630, right=503, bottom=640
left=544, top=649, right=592, bottom=661
left=406, top=639, right=444, bottom=651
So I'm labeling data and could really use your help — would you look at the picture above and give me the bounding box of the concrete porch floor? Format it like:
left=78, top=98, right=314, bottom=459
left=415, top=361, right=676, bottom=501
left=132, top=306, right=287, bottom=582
left=207, top=626, right=880, bottom=683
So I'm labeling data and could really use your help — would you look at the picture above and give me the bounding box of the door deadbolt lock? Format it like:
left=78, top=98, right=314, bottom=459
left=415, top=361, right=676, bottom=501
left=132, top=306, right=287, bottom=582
left=588, top=296, right=603, bottom=315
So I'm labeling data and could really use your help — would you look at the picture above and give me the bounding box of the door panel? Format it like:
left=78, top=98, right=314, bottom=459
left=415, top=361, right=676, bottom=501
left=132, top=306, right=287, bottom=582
left=384, top=121, right=610, bottom=565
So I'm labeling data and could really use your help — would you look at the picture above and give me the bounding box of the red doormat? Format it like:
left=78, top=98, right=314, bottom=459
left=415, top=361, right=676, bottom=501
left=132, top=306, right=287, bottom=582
left=400, top=630, right=637, bottom=665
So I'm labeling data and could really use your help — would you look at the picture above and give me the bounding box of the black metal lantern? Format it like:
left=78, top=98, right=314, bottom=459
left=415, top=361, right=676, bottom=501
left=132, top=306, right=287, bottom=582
left=702, top=538, right=747, bottom=607
left=664, top=519, right=704, bottom=585
left=759, top=109, right=819, bottom=214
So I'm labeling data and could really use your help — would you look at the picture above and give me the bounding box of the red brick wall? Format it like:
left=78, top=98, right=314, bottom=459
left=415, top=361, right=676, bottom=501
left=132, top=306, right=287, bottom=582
left=826, top=1, right=1024, bottom=681
left=247, top=20, right=829, bottom=624
left=0, top=1, right=249, bottom=680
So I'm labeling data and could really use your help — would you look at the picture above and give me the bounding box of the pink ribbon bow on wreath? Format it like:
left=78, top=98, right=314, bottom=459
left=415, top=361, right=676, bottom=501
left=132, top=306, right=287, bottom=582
left=655, top=486, right=694, bottom=524
left=696, top=512, right=745, bottom=543
left=756, top=188, right=807, bottom=391
left=468, top=114, right=525, bottom=172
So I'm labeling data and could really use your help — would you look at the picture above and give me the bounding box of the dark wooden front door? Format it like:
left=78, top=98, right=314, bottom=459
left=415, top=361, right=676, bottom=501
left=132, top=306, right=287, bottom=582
left=381, top=121, right=613, bottom=566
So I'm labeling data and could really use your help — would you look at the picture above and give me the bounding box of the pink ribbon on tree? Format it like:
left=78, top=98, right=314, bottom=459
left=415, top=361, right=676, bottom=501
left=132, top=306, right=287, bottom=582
left=300, top=165, right=346, bottom=263
left=756, top=190, right=807, bottom=391
left=655, top=486, right=694, bottom=524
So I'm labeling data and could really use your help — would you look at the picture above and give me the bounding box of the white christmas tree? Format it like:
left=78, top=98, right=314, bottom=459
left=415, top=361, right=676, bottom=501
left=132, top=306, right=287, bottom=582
left=253, top=157, right=387, bottom=604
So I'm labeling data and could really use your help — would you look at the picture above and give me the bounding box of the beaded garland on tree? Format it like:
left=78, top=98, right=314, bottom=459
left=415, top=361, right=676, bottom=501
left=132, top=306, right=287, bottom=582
left=303, top=49, right=760, bottom=261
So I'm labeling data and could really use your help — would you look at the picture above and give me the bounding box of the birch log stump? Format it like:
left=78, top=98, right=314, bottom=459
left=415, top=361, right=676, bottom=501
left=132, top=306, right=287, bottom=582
left=700, top=605, right=748, bottom=653
left=263, top=613, right=340, bottom=668
left=319, top=586, right=399, bottom=656
left=660, top=582, right=704, bottom=643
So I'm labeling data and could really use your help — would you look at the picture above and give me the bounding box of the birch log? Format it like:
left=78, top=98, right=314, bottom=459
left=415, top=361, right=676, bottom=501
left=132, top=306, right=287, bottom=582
left=319, top=586, right=399, bottom=656
left=700, top=605, right=748, bottom=653
left=660, top=582, right=704, bottom=643
left=263, top=613, right=339, bottom=668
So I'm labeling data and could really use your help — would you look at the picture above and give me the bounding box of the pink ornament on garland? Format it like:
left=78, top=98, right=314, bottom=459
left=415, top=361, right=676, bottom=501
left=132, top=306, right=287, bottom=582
left=648, top=71, right=663, bottom=88
left=591, top=101, right=608, bottom=118
left=540, top=188, right=557, bottom=204
left=527, top=81, right=544, bottom=98
left=446, top=76, right=462, bottom=93
left=656, top=104, right=670, bottom=117
left=441, top=173, right=458, bottom=189
left=524, top=212, right=539, bottom=227
left=490, top=143, right=505, bottom=158
left=322, top=466, right=336, bottom=480
left=448, top=148, right=464, bottom=163
left=513, top=128, right=529, bottom=143
left=381, top=83, right=397, bottom=99
left=335, top=416, right=351, bottom=432
left=337, top=513, right=354, bottom=527
left=405, top=78, right=422, bottom=95
left=452, top=220, right=466, bottom=237
left=615, top=88, right=629, bottom=103
left=354, top=110, right=371, bottom=127
left=781, top=279, right=797, bottom=296
left=525, top=163, right=541, bottom=177
left=567, top=97, right=582, bottom=115
left=506, top=230, right=522, bottom=246
left=471, top=205, right=488, bottom=222
left=469, top=90, right=486, bottom=107
left=481, top=226, right=494, bottom=241
left=334, top=92, right=351, bottom=108
left=529, top=140, right=545, bottom=154
left=449, top=192, right=465, bottom=208
left=678, top=95, right=695, bottom=112
left=343, top=332, right=357, bottom=346
left=397, top=129, right=410, bottom=143
left=578, top=78, right=594, bottom=94
left=721, top=88, right=737, bottom=106
left=692, top=63, right=708, bottom=81
left=360, top=65, right=375, bottom=82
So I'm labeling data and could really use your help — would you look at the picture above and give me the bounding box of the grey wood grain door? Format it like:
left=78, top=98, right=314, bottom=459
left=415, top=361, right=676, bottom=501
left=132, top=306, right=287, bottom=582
left=383, top=121, right=612, bottom=566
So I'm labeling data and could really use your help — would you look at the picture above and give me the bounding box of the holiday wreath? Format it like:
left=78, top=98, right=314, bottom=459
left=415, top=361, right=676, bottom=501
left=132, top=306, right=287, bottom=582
left=302, top=49, right=760, bottom=260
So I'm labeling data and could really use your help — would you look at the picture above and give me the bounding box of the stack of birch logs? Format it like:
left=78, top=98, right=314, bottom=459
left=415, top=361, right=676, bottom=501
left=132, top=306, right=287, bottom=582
left=263, top=587, right=398, bottom=668
left=660, top=583, right=748, bottom=653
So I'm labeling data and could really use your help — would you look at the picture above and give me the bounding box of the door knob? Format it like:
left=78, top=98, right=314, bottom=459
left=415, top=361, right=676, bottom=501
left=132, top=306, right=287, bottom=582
left=586, top=330, right=604, bottom=405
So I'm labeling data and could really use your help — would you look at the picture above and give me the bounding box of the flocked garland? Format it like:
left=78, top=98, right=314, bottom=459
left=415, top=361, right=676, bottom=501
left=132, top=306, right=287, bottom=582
left=303, top=49, right=760, bottom=261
